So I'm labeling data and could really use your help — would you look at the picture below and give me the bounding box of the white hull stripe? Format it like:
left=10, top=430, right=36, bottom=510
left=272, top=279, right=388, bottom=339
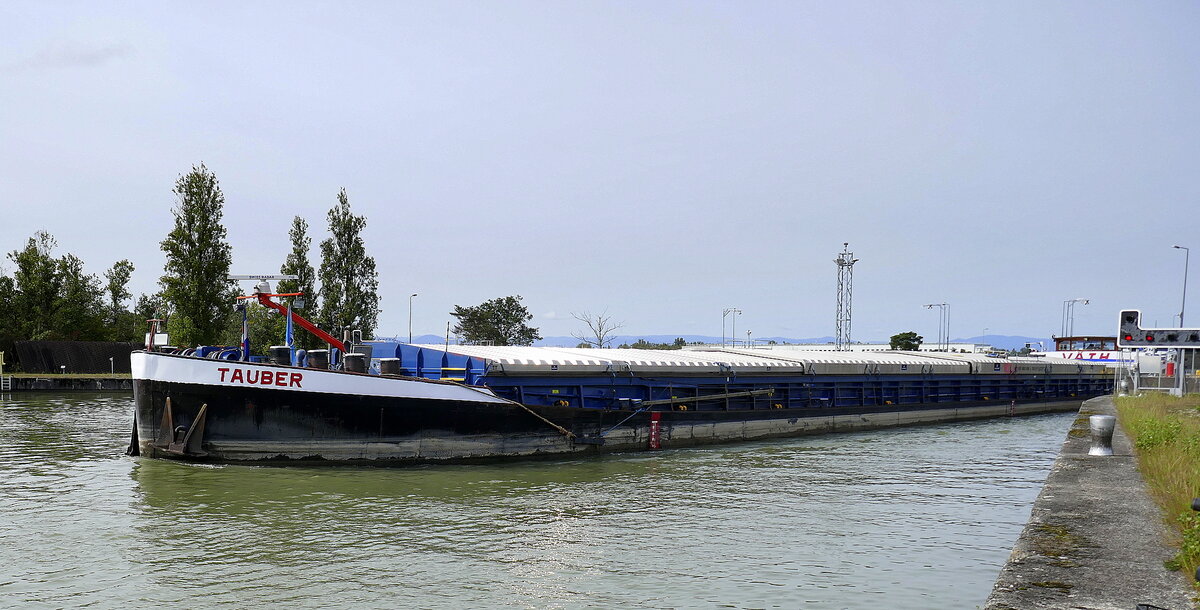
left=130, top=352, right=511, bottom=404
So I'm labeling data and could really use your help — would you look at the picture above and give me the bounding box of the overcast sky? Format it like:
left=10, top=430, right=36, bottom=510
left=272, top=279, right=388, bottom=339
left=2, top=1, right=1199, bottom=342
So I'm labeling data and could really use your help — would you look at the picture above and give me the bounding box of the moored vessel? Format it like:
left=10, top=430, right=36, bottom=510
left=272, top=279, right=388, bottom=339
left=130, top=289, right=1113, bottom=464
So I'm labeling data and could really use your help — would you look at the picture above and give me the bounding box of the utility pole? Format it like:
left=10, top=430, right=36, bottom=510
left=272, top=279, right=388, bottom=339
left=834, top=243, right=859, bottom=351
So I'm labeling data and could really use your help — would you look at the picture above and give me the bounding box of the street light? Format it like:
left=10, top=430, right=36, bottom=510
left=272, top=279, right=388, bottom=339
left=1061, top=298, right=1089, bottom=337
left=722, top=308, right=741, bottom=348
left=109, top=357, right=114, bottom=375
left=1174, top=245, right=1191, bottom=396
left=408, top=293, right=418, bottom=343
left=1174, top=245, right=1189, bottom=326
left=923, top=303, right=949, bottom=351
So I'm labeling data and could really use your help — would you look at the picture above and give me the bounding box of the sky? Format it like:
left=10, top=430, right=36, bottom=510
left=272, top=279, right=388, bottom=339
left=2, top=1, right=1199, bottom=343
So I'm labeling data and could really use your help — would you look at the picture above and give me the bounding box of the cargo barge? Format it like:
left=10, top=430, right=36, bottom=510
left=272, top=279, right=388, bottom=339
left=130, top=331, right=1112, bottom=464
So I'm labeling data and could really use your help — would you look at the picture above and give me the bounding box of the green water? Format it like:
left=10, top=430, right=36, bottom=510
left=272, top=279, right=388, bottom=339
left=0, top=392, right=1073, bottom=608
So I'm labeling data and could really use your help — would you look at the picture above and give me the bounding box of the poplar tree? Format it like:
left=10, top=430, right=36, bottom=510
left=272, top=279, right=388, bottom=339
left=103, top=259, right=141, bottom=341
left=104, top=259, right=134, bottom=323
left=318, top=189, right=379, bottom=339
left=160, top=163, right=236, bottom=346
left=277, top=216, right=320, bottom=349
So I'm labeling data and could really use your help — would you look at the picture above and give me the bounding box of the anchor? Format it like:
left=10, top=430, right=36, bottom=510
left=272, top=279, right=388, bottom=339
left=153, top=397, right=209, bottom=457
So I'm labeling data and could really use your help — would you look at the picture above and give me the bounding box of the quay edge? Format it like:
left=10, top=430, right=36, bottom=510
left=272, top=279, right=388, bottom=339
left=984, top=395, right=1195, bottom=610
left=2, top=376, right=132, bottom=392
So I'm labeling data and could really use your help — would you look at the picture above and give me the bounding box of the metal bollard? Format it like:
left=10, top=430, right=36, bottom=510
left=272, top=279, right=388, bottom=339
left=1088, top=414, right=1116, bottom=456
left=268, top=345, right=291, bottom=366
left=379, top=358, right=401, bottom=375
left=343, top=353, right=367, bottom=373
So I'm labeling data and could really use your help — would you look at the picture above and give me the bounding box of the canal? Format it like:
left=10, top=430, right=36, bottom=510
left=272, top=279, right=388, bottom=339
left=0, top=392, right=1071, bottom=608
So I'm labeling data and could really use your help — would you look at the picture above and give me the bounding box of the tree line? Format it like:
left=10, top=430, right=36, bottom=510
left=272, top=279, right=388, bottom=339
left=0, top=163, right=381, bottom=363
left=0, top=161, right=628, bottom=359
left=159, top=164, right=380, bottom=354
left=0, top=232, right=145, bottom=352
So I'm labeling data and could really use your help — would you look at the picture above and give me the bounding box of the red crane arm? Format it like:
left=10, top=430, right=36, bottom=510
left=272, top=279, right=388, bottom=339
left=254, top=293, right=347, bottom=353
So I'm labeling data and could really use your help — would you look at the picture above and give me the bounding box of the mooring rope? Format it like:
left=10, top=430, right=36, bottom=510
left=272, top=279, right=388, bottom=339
left=515, top=402, right=575, bottom=439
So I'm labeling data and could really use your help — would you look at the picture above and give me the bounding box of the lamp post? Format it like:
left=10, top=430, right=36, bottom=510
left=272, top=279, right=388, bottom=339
left=408, top=293, right=418, bottom=343
left=722, top=308, right=741, bottom=348
left=109, top=357, right=114, bottom=375
left=1061, top=298, right=1089, bottom=337
left=1175, top=245, right=1191, bottom=395
left=923, top=303, right=948, bottom=351
left=1174, top=245, right=1189, bottom=326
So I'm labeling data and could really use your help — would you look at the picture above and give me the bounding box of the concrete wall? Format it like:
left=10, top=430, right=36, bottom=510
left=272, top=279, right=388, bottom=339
left=3, top=377, right=133, bottom=392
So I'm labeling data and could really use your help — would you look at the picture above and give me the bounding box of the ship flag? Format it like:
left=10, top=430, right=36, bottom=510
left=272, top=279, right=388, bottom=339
left=285, top=302, right=296, bottom=365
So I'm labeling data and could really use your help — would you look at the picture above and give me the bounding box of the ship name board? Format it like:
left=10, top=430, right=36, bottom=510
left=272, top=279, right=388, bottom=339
left=217, top=367, right=304, bottom=387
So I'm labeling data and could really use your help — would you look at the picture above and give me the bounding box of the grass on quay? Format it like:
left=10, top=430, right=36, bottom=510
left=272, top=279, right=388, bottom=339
left=1115, top=393, right=1200, bottom=594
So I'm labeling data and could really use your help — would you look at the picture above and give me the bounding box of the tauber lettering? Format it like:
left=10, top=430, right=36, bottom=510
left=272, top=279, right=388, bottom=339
left=217, top=367, right=303, bottom=388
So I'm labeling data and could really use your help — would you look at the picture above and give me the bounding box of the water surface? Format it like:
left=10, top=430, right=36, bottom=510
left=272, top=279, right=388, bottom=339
left=0, top=393, right=1071, bottom=608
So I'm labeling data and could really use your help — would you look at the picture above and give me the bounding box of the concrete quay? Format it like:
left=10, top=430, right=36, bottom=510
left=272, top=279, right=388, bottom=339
left=1, top=376, right=132, bottom=392
left=984, top=396, right=1196, bottom=610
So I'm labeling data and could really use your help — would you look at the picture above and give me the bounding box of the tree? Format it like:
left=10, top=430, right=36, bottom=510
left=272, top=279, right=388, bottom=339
left=131, top=292, right=168, bottom=344
left=103, top=260, right=143, bottom=341
left=9, top=232, right=64, bottom=339
left=220, top=301, right=287, bottom=357
left=7, top=232, right=106, bottom=341
left=890, top=331, right=923, bottom=350
left=570, top=309, right=624, bottom=348
left=451, top=295, right=541, bottom=346
left=277, top=216, right=321, bottom=349
left=54, top=253, right=106, bottom=340
left=160, top=163, right=236, bottom=346
left=318, top=189, right=379, bottom=339
left=134, top=292, right=168, bottom=322
left=618, top=338, right=684, bottom=350
left=0, top=276, right=20, bottom=360
left=103, top=260, right=134, bottom=322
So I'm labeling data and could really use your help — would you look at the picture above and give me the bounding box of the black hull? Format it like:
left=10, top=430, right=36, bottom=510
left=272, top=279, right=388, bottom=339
left=132, top=377, right=1093, bottom=465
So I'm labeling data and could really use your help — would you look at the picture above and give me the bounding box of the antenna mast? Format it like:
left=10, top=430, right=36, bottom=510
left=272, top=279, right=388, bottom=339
left=834, top=242, right=859, bottom=351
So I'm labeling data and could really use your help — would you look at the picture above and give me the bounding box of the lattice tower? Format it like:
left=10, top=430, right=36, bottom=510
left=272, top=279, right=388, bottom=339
left=834, top=243, right=859, bottom=351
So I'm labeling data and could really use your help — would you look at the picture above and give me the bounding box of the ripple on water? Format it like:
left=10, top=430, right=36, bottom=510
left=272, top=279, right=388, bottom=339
left=0, top=394, right=1074, bottom=608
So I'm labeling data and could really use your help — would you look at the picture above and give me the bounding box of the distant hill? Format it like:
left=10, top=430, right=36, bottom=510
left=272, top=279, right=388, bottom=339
left=534, top=335, right=839, bottom=347
left=382, top=333, right=1053, bottom=351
